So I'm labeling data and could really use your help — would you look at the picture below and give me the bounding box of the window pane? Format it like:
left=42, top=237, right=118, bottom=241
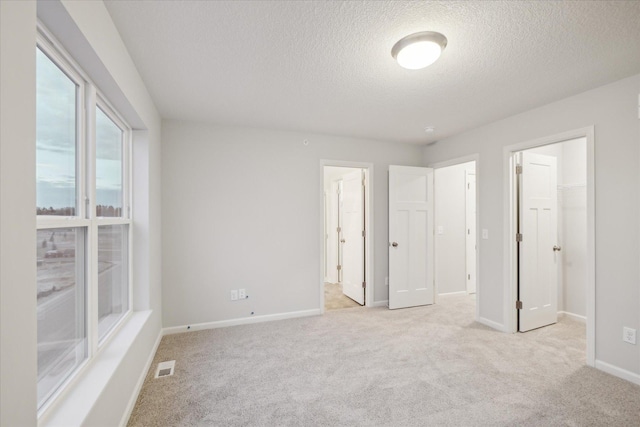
left=36, top=228, right=86, bottom=406
left=98, top=225, right=129, bottom=340
left=96, top=108, right=123, bottom=217
left=36, top=48, right=77, bottom=216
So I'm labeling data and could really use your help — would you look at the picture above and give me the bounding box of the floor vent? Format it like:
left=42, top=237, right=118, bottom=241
left=155, top=360, right=176, bottom=378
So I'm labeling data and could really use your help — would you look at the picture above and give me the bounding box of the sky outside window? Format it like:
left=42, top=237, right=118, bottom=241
left=96, top=107, right=123, bottom=216
left=36, top=48, right=77, bottom=214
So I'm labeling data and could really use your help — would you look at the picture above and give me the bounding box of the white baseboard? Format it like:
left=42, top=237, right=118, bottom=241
left=477, top=316, right=507, bottom=332
left=595, top=359, right=640, bottom=386
left=371, top=300, right=388, bottom=308
left=119, top=329, right=162, bottom=427
left=162, top=309, right=321, bottom=335
left=558, top=311, right=587, bottom=323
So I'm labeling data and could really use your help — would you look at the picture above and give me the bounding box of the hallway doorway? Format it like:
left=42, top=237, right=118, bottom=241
left=321, top=163, right=372, bottom=311
left=433, top=160, right=478, bottom=314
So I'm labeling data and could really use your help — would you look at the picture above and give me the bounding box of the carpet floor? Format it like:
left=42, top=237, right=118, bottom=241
left=128, top=295, right=640, bottom=426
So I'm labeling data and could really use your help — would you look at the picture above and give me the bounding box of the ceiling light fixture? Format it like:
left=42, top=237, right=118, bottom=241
left=391, top=31, right=447, bottom=70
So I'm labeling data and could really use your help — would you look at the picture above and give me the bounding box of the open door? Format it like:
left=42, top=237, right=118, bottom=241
left=518, top=152, right=559, bottom=332
left=341, top=170, right=365, bottom=305
left=388, top=165, right=434, bottom=309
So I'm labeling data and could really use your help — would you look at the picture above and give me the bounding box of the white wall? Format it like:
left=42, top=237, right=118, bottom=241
left=161, top=121, right=423, bottom=327
left=559, top=138, right=587, bottom=318
left=434, top=161, right=475, bottom=294
left=423, top=74, right=640, bottom=377
left=0, top=2, right=38, bottom=425
left=1, top=1, right=163, bottom=425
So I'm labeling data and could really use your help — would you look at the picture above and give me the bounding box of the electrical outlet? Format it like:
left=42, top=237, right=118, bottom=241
left=482, top=229, right=489, bottom=239
left=230, top=290, right=238, bottom=301
left=623, top=327, right=636, bottom=344
left=239, top=289, right=246, bottom=299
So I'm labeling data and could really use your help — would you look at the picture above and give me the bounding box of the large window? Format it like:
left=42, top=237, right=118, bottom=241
left=36, top=29, right=132, bottom=410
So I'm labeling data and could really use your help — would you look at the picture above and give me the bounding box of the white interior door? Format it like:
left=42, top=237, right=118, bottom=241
left=325, top=181, right=340, bottom=284
left=465, top=171, right=477, bottom=294
left=389, top=165, right=434, bottom=309
left=337, top=180, right=344, bottom=283
left=341, top=170, right=364, bottom=305
left=518, top=152, right=559, bottom=332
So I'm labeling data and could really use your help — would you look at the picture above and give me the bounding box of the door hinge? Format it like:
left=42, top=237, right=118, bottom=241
left=516, top=300, right=523, bottom=310
left=516, top=233, right=523, bottom=242
left=362, top=282, right=366, bottom=288
left=468, top=274, right=471, bottom=280
left=337, top=265, right=342, bottom=271
left=362, top=230, right=365, bottom=237
left=516, top=165, right=523, bottom=174
left=337, top=227, right=341, bottom=233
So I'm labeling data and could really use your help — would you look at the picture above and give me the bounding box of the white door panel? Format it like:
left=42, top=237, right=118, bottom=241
left=519, top=152, right=558, bottom=332
left=341, top=170, right=364, bottom=305
left=389, top=165, right=434, bottom=309
left=326, top=181, right=340, bottom=284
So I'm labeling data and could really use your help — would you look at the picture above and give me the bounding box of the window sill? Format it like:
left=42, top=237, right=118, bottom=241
left=38, top=310, right=152, bottom=427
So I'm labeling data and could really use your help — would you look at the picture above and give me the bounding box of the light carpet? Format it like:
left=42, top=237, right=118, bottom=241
left=128, top=295, right=640, bottom=426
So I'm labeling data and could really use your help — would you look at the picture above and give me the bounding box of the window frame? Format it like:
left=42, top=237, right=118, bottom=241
left=36, top=38, right=86, bottom=224
left=93, top=96, right=133, bottom=346
left=36, top=23, right=133, bottom=414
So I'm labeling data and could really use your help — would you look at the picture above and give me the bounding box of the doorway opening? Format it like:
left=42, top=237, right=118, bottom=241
left=321, top=162, right=373, bottom=312
left=505, top=128, right=594, bottom=366
left=432, top=160, right=478, bottom=316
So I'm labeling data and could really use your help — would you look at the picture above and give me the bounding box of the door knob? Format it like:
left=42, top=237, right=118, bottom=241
left=340, top=239, right=346, bottom=243
left=553, top=245, right=562, bottom=252
left=391, top=242, right=398, bottom=247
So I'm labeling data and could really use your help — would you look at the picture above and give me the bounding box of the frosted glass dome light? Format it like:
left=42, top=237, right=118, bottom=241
left=392, top=31, right=447, bottom=70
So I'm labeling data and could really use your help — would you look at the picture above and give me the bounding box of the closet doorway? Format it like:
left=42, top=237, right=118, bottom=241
left=514, top=138, right=588, bottom=331
left=505, top=128, right=595, bottom=366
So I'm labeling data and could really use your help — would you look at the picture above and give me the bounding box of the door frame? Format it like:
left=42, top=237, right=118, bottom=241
left=429, top=154, right=480, bottom=321
left=320, top=160, right=374, bottom=313
left=503, top=126, right=595, bottom=366
left=465, top=169, right=477, bottom=295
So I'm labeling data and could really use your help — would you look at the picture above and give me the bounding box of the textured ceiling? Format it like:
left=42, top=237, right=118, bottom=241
left=104, top=1, right=640, bottom=145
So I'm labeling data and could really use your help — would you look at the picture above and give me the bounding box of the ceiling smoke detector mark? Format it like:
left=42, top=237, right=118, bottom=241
left=155, top=360, right=176, bottom=378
